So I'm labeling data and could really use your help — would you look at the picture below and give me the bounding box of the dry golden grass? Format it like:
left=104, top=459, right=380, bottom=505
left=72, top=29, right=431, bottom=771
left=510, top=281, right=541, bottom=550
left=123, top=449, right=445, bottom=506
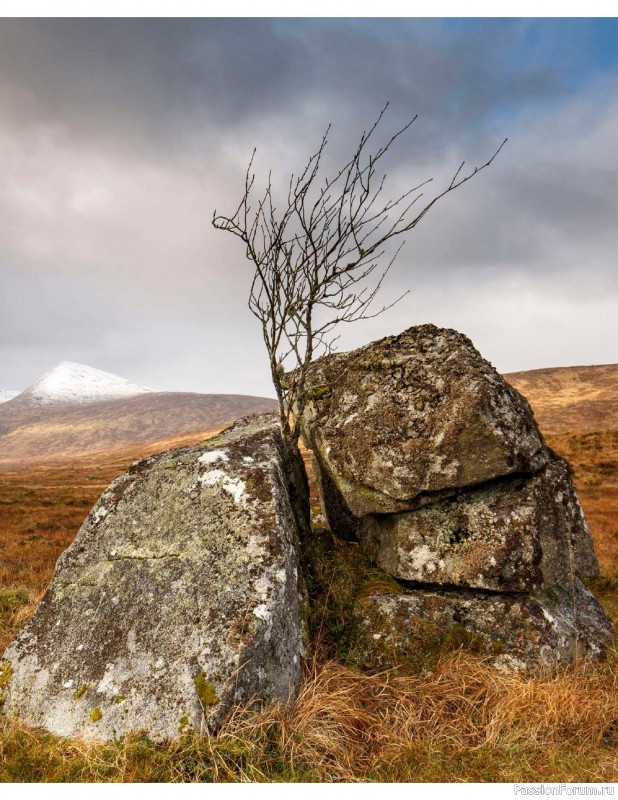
left=1, top=655, right=618, bottom=782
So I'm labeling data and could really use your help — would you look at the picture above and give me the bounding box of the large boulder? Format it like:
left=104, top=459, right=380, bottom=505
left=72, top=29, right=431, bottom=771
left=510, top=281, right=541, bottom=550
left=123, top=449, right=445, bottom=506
left=298, top=324, right=611, bottom=672
left=1, top=415, right=309, bottom=741
left=360, top=454, right=599, bottom=592
left=299, top=324, right=548, bottom=518
left=348, top=580, right=614, bottom=674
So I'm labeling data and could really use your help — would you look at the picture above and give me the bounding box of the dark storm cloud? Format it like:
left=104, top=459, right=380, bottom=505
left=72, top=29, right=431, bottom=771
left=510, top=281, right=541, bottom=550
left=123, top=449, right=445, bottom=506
left=0, top=18, right=616, bottom=393
left=0, top=18, right=564, bottom=152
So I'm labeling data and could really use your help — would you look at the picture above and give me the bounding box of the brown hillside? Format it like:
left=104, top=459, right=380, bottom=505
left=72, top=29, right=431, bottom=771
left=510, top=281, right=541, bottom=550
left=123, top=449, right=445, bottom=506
left=506, top=363, right=618, bottom=434
left=0, top=391, right=276, bottom=468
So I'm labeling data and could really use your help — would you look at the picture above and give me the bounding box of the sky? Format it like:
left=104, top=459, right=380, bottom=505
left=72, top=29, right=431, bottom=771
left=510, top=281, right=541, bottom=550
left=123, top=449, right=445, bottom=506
left=1, top=18, right=617, bottom=397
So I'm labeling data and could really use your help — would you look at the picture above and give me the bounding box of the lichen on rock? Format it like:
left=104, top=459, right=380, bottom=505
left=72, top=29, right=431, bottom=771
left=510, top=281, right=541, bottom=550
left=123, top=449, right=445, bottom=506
left=1, top=414, right=309, bottom=742
left=298, top=324, right=549, bottom=518
left=0, top=659, right=13, bottom=708
left=194, top=671, right=219, bottom=708
left=298, top=324, right=612, bottom=671
left=347, top=580, right=614, bottom=674
left=360, top=454, right=599, bottom=592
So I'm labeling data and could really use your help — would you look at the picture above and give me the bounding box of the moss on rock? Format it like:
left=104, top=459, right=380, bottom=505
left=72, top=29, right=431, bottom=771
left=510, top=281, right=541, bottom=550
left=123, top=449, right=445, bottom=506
left=194, top=672, right=219, bottom=708
left=306, top=386, right=332, bottom=401
left=0, top=659, right=13, bottom=707
left=2, top=415, right=307, bottom=742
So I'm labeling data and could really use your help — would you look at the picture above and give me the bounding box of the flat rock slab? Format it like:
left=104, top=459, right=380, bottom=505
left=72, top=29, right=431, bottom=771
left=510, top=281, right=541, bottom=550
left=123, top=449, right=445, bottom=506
left=350, top=580, right=614, bottom=674
left=361, top=455, right=599, bottom=592
left=1, top=415, right=307, bottom=741
left=299, top=324, right=548, bottom=517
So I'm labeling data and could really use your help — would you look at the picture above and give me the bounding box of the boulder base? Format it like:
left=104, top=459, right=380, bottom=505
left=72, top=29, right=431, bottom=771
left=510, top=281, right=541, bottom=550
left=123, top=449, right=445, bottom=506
left=1, top=415, right=308, bottom=741
left=349, top=581, right=614, bottom=674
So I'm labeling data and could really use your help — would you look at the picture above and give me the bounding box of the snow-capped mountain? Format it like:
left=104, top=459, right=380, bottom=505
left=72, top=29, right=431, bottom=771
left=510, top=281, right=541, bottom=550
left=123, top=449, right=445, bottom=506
left=18, top=361, right=153, bottom=406
left=0, top=390, right=19, bottom=404
left=0, top=361, right=277, bottom=467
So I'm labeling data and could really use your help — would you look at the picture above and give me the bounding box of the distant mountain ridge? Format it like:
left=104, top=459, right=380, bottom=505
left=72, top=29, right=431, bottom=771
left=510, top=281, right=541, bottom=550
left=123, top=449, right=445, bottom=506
left=0, top=361, right=276, bottom=467
left=12, top=361, right=153, bottom=406
left=1, top=360, right=615, bottom=468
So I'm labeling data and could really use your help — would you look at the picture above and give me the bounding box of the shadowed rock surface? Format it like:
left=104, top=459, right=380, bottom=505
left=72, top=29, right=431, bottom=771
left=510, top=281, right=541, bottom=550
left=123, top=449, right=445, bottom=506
left=349, top=580, right=614, bottom=674
left=1, top=415, right=308, bottom=741
left=360, top=454, right=599, bottom=592
left=299, top=324, right=548, bottom=518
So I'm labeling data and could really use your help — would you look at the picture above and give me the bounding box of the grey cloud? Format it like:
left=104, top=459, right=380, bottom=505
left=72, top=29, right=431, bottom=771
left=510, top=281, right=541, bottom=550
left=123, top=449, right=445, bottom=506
left=0, top=19, right=566, bottom=154
left=0, top=19, right=615, bottom=394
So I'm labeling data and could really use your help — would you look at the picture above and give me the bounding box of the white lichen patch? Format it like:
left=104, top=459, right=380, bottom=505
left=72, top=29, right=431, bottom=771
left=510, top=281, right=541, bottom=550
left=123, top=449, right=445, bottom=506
left=198, top=469, right=227, bottom=487
left=408, top=544, right=438, bottom=574
left=542, top=607, right=557, bottom=627
left=93, top=506, right=109, bottom=523
left=253, top=576, right=273, bottom=598
left=196, top=468, right=246, bottom=503
left=198, top=450, right=229, bottom=465
left=1, top=415, right=306, bottom=743
left=223, top=478, right=245, bottom=503
left=97, top=663, right=120, bottom=695
left=253, top=604, right=271, bottom=621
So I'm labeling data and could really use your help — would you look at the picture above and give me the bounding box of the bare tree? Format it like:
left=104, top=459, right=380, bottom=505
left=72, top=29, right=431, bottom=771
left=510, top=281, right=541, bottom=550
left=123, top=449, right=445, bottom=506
left=213, top=105, right=505, bottom=448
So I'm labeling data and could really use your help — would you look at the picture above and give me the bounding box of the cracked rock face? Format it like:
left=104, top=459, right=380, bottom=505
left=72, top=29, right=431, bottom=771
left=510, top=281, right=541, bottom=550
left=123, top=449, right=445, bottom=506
left=360, top=454, right=599, bottom=592
left=1, top=415, right=308, bottom=741
left=299, top=324, right=548, bottom=518
left=350, top=581, right=614, bottom=674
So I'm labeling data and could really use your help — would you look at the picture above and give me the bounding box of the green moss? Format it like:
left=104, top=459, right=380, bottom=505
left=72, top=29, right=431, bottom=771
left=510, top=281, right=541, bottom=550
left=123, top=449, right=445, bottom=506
left=357, top=569, right=405, bottom=599
left=439, top=624, right=487, bottom=656
left=194, top=672, right=219, bottom=708
left=178, top=714, right=191, bottom=734
left=0, top=660, right=13, bottom=687
left=198, top=436, right=225, bottom=447
left=492, top=638, right=506, bottom=655
left=74, top=685, right=87, bottom=700
left=306, top=385, right=332, bottom=401
left=345, top=608, right=492, bottom=677
left=0, top=588, right=30, bottom=622
left=301, top=528, right=407, bottom=662
left=114, top=694, right=126, bottom=704
left=0, top=659, right=14, bottom=707
left=345, top=599, right=447, bottom=675
left=90, top=708, right=102, bottom=723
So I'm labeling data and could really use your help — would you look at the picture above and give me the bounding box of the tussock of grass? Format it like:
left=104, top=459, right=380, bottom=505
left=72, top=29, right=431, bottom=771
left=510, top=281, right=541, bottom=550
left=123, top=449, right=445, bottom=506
left=0, top=588, right=36, bottom=654
left=1, top=653, right=618, bottom=782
